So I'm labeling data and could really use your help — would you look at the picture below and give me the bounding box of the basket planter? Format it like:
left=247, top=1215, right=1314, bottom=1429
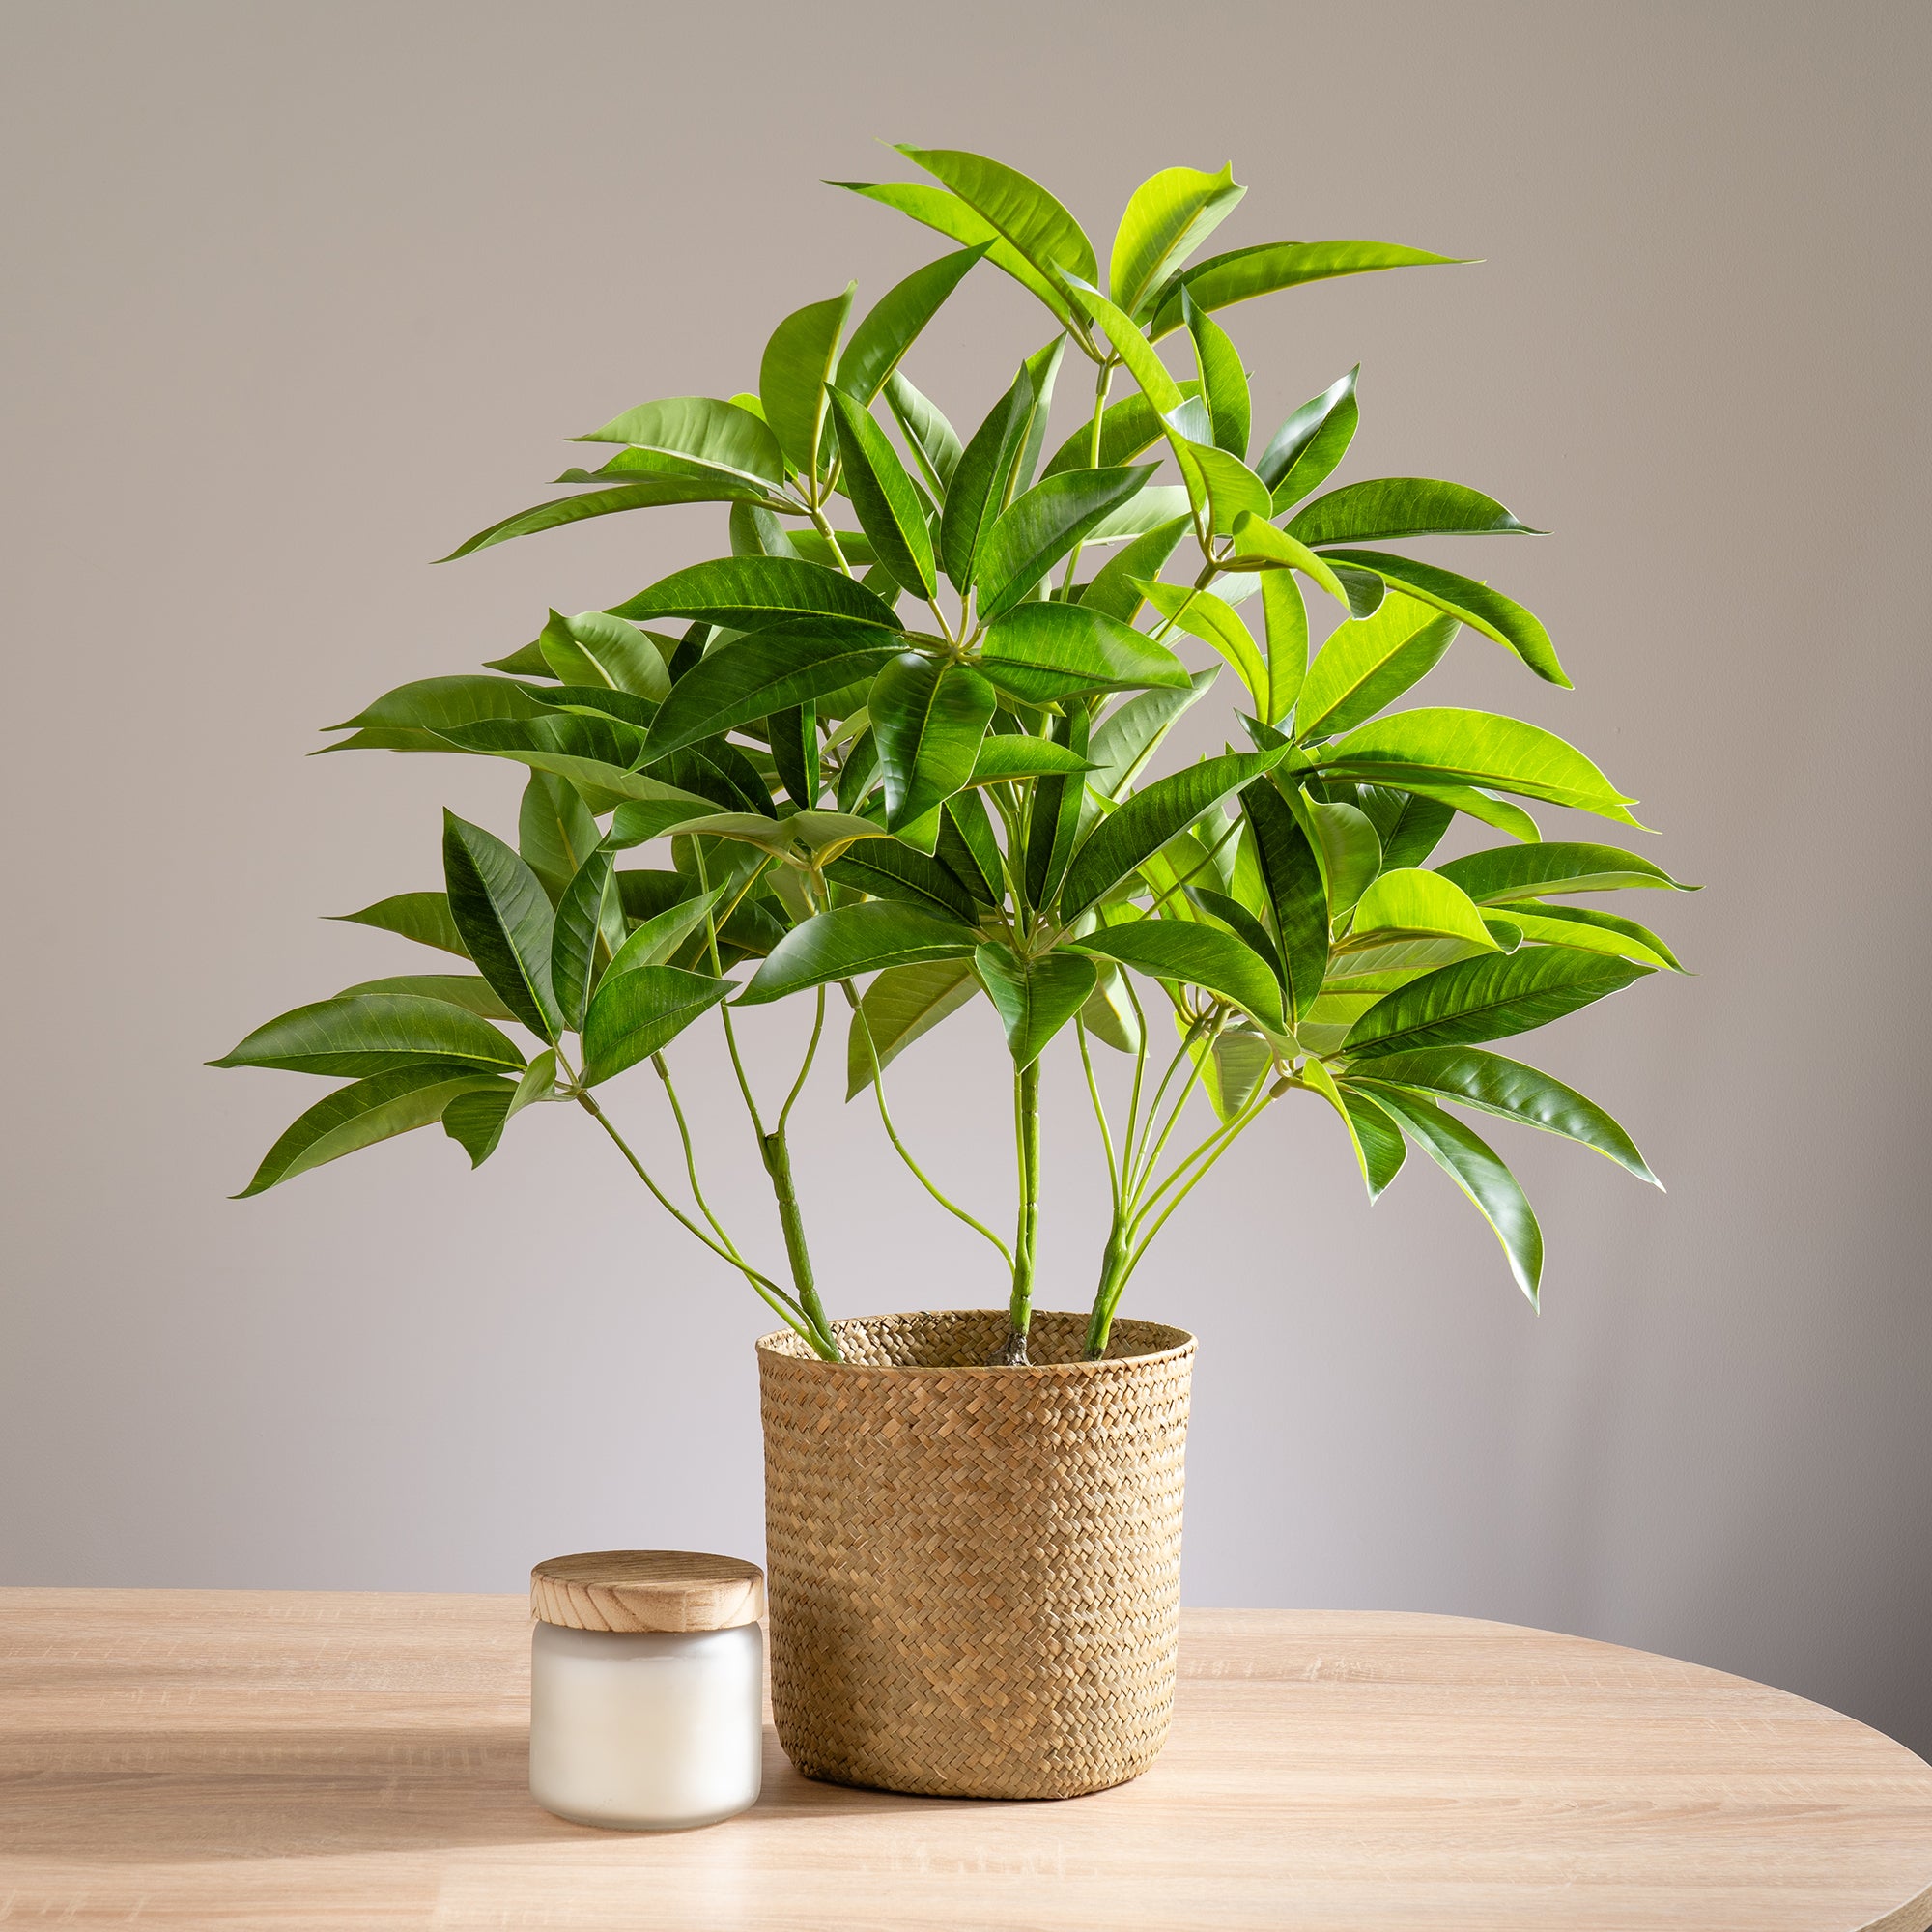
left=757, top=1309, right=1196, bottom=1800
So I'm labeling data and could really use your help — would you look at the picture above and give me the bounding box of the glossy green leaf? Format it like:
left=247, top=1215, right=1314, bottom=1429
left=440, top=1086, right=515, bottom=1167
left=875, top=377, right=959, bottom=508
left=1194, top=1022, right=1273, bottom=1122
left=1221, top=514, right=1352, bottom=608
left=1172, top=436, right=1271, bottom=535
left=870, top=654, right=996, bottom=841
left=603, top=884, right=727, bottom=980
left=233, top=1065, right=509, bottom=1196
left=1256, top=367, right=1358, bottom=507
left=1137, top=581, right=1266, bottom=712
left=1344, top=946, right=1653, bottom=1058
left=1240, top=778, right=1327, bottom=1020
left=1354, top=1045, right=1660, bottom=1183
left=974, top=464, right=1155, bottom=619
left=1290, top=478, right=1539, bottom=547
left=1110, top=163, right=1245, bottom=321
left=1020, top=707, right=1090, bottom=908
left=1063, top=749, right=1284, bottom=917
left=1079, top=961, right=1142, bottom=1054
left=440, top=810, right=561, bottom=1039
left=1434, top=841, right=1694, bottom=904
left=536, top=610, right=669, bottom=700
left=1505, top=900, right=1686, bottom=971
left=1369, top=1087, right=1543, bottom=1301
left=572, top=395, right=786, bottom=488
left=834, top=180, right=1079, bottom=328
left=1086, top=667, right=1217, bottom=798
left=837, top=244, right=988, bottom=404
left=639, top=622, right=900, bottom=763
left=1042, top=385, right=1199, bottom=481
left=1375, top=791, right=1457, bottom=871
left=328, top=891, right=469, bottom=960
left=1308, top=799, right=1381, bottom=917
left=1187, top=886, right=1285, bottom=982
left=845, top=957, right=981, bottom=1097
left=1315, top=550, right=1569, bottom=688
left=1386, top=780, right=1541, bottom=844
left=759, top=284, right=854, bottom=476
left=1295, top=594, right=1461, bottom=741
left=969, top=732, right=1091, bottom=787
left=1301, top=1056, right=1404, bottom=1201
left=977, top=599, right=1191, bottom=704
left=937, top=793, right=1006, bottom=906
left=334, top=974, right=514, bottom=1021
left=517, top=770, right=599, bottom=904
left=325, top=675, right=550, bottom=741
left=1065, top=280, right=1185, bottom=415
left=550, top=848, right=616, bottom=1032
left=439, top=477, right=771, bottom=561
left=1319, top=709, right=1642, bottom=824
left=739, top=901, right=980, bottom=1005
left=582, top=966, right=734, bottom=1086
left=895, top=144, right=1097, bottom=302
left=939, top=359, right=1039, bottom=593
left=211, top=993, right=526, bottom=1078
left=827, top=386, right=937, bottom=597
left=611, top=555, right=899, bottom=631
left=1343, top=868, right=1499, bottom=959
left=1259, top=570, right=1308, bottom=724
left=1071, top=919, right=1286, bottom=1031
left=976, top=944, right=1098, bottom=1067
left=825, top=839, right=980, bottom=922
left=1183, top=290, right=1250, bottom=457
left=1146, top=239, right=1465, bottom=340
left=1080, top=514, right=1193, bottom=625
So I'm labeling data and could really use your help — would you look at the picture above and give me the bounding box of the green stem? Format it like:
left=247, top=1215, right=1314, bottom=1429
left=1058, top=357, right=1116, bottom=594
left=1001, top=1058, right=1042, bottom=1364
left=807, top=502, right=851, bottom=575
left=757, top=1126, right=838, bottom=1358
left=651, top=1054, right=737, bottom=1253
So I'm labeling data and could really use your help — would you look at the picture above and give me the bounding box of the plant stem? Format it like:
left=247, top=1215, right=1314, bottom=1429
left=807, top=502, right=850, bottom=574
left=1000, top=1057, right=1042, bottom=1364
left=1058, top=357, right=1116, bottom=594
left=651, top=1054, right=738, bottom=1253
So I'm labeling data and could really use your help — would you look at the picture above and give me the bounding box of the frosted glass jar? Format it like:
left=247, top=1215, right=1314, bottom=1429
left=527, top=1549, right=765, bottom=1831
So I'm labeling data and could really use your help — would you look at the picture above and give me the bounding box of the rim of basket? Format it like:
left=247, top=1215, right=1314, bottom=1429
left=754, top=1309, right=1197, bottom=1374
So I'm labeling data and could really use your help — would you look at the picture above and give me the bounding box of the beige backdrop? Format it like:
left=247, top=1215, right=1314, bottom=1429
left=5, top=2, right=1927, bottom=1751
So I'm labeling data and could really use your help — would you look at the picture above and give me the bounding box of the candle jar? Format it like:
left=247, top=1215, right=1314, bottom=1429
left=527, top=1549, right=765, bottom=1831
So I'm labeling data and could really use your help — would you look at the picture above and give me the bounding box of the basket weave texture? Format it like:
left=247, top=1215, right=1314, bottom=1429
left=758, top=1309, right=1195, bottom=1800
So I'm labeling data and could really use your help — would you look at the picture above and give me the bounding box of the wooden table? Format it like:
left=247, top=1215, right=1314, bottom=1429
left=4, top=1591, right=1930, bottom=1929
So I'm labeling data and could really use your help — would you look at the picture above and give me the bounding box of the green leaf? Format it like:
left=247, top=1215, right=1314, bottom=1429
left=1344, top=947, right=1653, bottom=1057
left=1352, top=1045, right=1659, bottom=1184
left=1319, top=709, right=1642, bottom=824
left=1300, top=1056, right=1404, bottom=1200
left=837, top=244, right=988, bottom=404
left=1504, top=900, right=1686, bottom=971
left=827, top=387, right=936, bottom=597
left=1258, top=571, right=1308, bottom=725
left=1065, top=280, right=1184, bottom=413
left=536, top=611, right=669, bottom=701
left=894, top=144, right=1097, bottom=301
left=604, top=791, right=728, bottom=848
left=977, top=599, right=1191, bottom=704
left=639, top=622, right=900, bottom=763
left=572, top=395, right=786, bottom=488
left=1376, top=791, right=1457, bottom=871
left=834, top=180, right=1079, bottom=328
left=603, top=884, right=728, bottom=980
left=1257, top=367, right=1358, bottom=507
left=1314, top=550, right=1569, bottom=688
left=440, top=1086, right=515, bottom=1167
left=1308, top=799, right=1381, bottom=917
left=1240, top=779, right=1327, bottom=1020
left=970, top=732, right=1091, bottom=786
left=1042, top=386, right=1199, bottom=481
left=334, top=974, right=514, bottom=1021
left=1221, top=514, right=1352, bottom=609
left=1071, top=920, right=1286, bottom=1032
left=550, top=848, right=616, bottom=1032
left=1111, top=163, right=1245, bottom=322
left=1186, top=886, right=1284, bottom=982
left=869, top=654, right=996, bottom=842
left=938, top=359, right=1038, bottom=593
left=232, top=1065, right=508, bottom=1196
left=1183, top=290, right=1250, bottom=457
left=1063, top=749, right=1284, bottom=917
left=760, top=284, right=854, bottom=476
left=1290, top=477, right=1539, bottom=548
left=975, top=464, right=1154, bottom=619
left=1171, top=435, right=1271, bottom=535
left=738, top=901, right=980, bottom=1005
left=939, top=789, right=1008, bottom=906
left=1079, top=483, right=1196, bottom=543
left=1369, top=1088, right=1544, bottom=1302
left=439, top=478, right=771, bottom=560
left=825, top=839, right=980, bottom=922
left=883, top=371, right=963, bottom=497
left=1080, top=514, right=1193, bottom=624
left=211, top=994, right=526, bottom=1077
left=328, top=891, right=469, bottom=960
left=1434, top=841, right=1695, bottom=904
left=517, top=770, right=599, bottom=904
left=1022, top=706, right=1090, bottom=906
left=1386, top=780, right=1541, bottom=844
left=1296, top=594, right=1462, bottom=741
left=325, top=675, right=550, bottom=740
left=1147, top=239, right=1465, bottom=340
left=1079, top=961, right=1142, bottom=1054
left=1137, top=581, right=1266, bottom=713
left=441, top=810, right=561, bottom=1039
left=976, top=944, right=1097, bottom=1068
left=1086, top=667, right=1216, bottom=798
left=611, top=555, right=900, bottom=631
left=845, top=957, right=980, bottom=1096
left=582, top=966, right=734, bottom=1086
left=1343, top=868, right=1499, bottom=961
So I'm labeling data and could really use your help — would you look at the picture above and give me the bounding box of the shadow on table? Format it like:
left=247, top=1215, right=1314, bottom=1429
left=1, top=1725, right=968, bottom=1862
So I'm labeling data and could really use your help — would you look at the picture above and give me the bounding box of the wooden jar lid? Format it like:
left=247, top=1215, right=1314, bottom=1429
left=530, top=1550, right=765, bottom=1634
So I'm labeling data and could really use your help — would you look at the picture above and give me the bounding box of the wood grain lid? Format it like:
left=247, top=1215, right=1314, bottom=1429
left=530, top=1550, right=765, bottom=1633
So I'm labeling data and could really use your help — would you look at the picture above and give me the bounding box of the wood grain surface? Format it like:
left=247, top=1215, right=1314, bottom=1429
left=2, top=1588, right=1928, bottom=1930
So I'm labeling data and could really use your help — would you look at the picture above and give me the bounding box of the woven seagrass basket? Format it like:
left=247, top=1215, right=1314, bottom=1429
left=758, top=1308, right=1195, bottom=1801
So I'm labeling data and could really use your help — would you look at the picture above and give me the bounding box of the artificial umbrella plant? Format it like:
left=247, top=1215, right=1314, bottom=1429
left=216, top=148, right=1690, bottom=1366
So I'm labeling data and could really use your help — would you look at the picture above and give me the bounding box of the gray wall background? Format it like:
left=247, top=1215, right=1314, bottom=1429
left=5, top=2, right=1928, bottom=1751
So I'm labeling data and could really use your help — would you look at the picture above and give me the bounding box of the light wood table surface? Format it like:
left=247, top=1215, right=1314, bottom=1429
left=3, top=1590, right=1929, bottom=1930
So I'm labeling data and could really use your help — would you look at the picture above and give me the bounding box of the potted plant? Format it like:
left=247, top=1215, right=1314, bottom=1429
left=216, top=147, right=1690, bottom=1800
